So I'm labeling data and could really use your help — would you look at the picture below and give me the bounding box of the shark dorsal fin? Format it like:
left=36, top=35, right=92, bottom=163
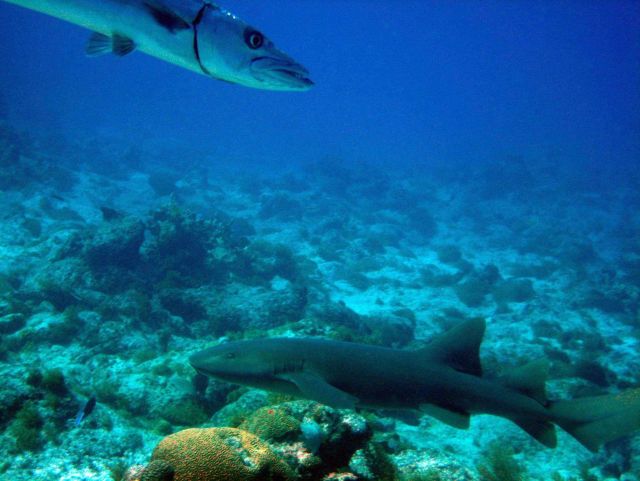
left=503, top=359, right=549, bottom=405
left=418, top=318, right=485, bottom=377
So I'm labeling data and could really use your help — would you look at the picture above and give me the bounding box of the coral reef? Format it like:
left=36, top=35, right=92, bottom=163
left=10, top=402, right=44, bottom=452
left=0, top=125, right=638, bottom=481
left=240, top=406, right=301, bottom=442
left=84, top=217, right=145, bottom=271
left=141, top=203, right=230, bottom=286
left=143, top=427, right=292, bottom=481
left=492, top=278, right=535, bottom=305
left=139, top=460, right=174, bottom=481
left=476, top=443, right=526, bottom=481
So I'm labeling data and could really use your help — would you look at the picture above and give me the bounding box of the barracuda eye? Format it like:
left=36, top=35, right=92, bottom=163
left=244, top=29, right=264, bottom=49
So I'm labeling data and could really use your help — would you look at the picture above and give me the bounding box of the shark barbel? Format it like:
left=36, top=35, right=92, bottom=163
left=190, top=318, right=640, bottom=451
left=2, top=0, right=313, bottom=90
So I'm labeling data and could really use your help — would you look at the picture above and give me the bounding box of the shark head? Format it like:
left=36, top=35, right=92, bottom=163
left=189, top=339, right=274, bottom=384
left=189, top=337, right=359, bottom=408
left=197, top=6, right=313, bottom=91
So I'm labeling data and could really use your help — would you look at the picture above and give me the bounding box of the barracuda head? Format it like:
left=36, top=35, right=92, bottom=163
left=198, top=6, right=313, bottom=91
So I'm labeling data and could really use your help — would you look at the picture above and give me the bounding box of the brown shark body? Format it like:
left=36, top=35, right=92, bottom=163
left=190, top=319, right=640, bottom=451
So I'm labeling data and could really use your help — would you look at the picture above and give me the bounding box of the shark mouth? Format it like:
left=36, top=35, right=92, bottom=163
left=251, top=56, right=314, bottom=91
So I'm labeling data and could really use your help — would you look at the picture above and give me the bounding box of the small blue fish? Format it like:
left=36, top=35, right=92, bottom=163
left=74, top=395, right=97, bottom=426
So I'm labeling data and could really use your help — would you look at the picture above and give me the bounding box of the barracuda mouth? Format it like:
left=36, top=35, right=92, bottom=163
left=251, top=56, right=314, bottom=90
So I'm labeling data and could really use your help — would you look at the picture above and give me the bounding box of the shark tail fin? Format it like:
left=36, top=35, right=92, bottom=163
left=550, top=388, right=640, bottom=452
left=419, top=318, right=485, bottom=376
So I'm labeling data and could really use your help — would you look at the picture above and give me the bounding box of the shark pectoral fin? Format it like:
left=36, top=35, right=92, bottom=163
left=419, top=404, right=470, bottom=429
left=86, top=33, right=136, bottom=57
left=143, top=1, right=191, bottom=33
left=512, top=419, right=557, bottom=448
left=282, top=372, right=358, bottom=409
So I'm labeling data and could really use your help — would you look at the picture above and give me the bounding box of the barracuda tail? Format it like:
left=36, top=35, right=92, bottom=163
left=551, top=388, right=640, bottom=452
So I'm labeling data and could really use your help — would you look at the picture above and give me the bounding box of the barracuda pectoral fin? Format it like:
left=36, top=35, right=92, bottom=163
left=86, top=33, right=111, bottom=57
left=281, top=372, right=358, bottom=409
left=86, top=33, right=136, bottom=57
left=143, top=1, right=191, bottom=33
left=111, top=35, right=136, bottom=57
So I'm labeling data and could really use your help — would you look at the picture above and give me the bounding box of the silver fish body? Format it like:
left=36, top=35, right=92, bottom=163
left=2, top=0, right=313, bottom=90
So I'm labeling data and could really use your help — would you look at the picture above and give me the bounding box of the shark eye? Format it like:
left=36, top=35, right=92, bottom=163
left=244, top=29, right=264, bottom=49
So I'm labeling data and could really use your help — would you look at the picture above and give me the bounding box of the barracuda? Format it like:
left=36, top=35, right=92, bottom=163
left=2, top=0, right=313, bottom=90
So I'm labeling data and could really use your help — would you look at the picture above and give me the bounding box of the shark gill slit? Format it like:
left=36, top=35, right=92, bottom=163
left=273, top=359, right=305, bottom=376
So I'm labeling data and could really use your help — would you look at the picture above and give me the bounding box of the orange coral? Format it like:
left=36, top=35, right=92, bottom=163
left=240, top=406, right=300, bottom=442
left=149, top=427, right=292, bottom=481
left=140, top=460, right=174, bottom=481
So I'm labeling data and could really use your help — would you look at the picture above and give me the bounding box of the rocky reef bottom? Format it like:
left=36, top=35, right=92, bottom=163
left=0, top=123, right=638, bottom=480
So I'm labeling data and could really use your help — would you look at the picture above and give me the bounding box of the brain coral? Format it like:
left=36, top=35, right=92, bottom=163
left=148, top=427, right=292, bottom=481
left=140, top=460, right=174, bottom=481
left=240, top=406, right=300, bottom=442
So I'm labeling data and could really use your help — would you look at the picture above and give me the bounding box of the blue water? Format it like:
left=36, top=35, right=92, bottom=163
left=1, top=1, right=638, bottom=171
left=0, top=1, right=639, bottom=480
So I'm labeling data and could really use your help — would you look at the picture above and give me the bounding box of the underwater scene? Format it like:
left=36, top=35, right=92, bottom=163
left=0, top=0, right=639, bottom=480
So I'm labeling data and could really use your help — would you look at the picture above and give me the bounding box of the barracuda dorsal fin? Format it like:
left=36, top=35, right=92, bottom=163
left=143, top=1, right=191, bottom=33
left=418, top=318, right=485, bottom=377
left=86, top=33, right=136, bottom=57
left=281, top=371, right=358, bottom=409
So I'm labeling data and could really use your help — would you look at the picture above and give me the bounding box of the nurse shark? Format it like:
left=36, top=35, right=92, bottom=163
left=190, top=318, right=640, bottom=452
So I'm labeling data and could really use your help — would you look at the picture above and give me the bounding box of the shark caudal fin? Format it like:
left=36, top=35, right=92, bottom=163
left=550, top=388, right=640, bottom=452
